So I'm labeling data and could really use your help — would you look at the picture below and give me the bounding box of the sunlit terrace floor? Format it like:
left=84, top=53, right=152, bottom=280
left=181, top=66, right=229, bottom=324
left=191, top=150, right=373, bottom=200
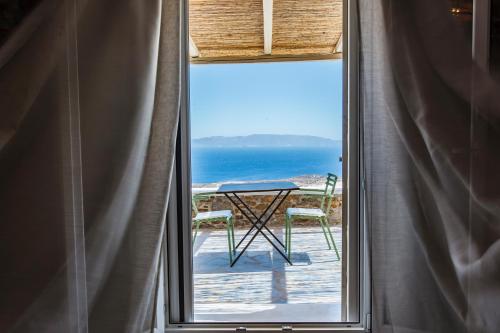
left=193, top=226, right=342, bottom=323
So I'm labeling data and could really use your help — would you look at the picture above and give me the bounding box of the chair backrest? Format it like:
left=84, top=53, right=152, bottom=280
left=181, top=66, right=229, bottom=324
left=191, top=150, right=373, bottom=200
left=320, top=173, right=338, bottom=215
left=192, top=192, right=216, bottom=216
left=191, top=196, right=199, bottom=215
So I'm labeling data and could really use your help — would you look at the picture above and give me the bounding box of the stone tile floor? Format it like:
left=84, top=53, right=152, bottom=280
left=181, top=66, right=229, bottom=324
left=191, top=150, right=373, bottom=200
left=193, top=226, right=342, bottom=322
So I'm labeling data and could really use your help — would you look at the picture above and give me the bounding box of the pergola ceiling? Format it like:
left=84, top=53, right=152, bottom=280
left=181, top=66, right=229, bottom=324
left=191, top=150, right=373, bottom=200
left=189, top=0, right=343, bottom=63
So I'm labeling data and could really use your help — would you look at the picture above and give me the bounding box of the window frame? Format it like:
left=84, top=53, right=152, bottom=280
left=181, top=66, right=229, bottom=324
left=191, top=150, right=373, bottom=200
left=163, top=0, right=370, bottom=330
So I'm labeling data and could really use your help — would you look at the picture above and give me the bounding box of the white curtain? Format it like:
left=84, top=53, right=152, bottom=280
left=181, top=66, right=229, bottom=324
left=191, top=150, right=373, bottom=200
left=360, top=0, right=500, bottom=332
left=0, top=0, right=181, bottom=332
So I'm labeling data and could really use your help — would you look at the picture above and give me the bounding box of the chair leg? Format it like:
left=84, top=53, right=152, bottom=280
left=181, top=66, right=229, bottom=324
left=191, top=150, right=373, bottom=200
left=226, top=219, right=233, bottom=263
left=230, top=216, right=236, bottom=253
left=323, top=217, right=340, bottom=260
left=284, top=213, right=288, bottom=252
left=286, top=215, right=292, bottom=259
left=319, top=217, right=332, bottom=250
left=193, top=220, right=201, bottom=245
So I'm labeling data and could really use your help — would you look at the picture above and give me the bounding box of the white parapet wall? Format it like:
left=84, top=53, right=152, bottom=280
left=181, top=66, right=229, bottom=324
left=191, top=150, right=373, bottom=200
left=192, top=179, right=343, bottom=196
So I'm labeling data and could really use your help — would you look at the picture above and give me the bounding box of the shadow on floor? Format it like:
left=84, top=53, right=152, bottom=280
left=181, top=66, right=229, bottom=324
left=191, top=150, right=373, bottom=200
left=194, top=251, right=312, bottom=274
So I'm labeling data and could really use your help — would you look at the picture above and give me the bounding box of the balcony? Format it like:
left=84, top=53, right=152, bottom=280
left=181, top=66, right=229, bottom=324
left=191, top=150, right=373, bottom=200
left=192, top=186, right=343, bottom=323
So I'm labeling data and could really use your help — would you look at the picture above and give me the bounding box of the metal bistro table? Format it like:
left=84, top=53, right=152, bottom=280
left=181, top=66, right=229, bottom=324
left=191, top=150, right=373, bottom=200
left=216, top=181, right=299, bottom=266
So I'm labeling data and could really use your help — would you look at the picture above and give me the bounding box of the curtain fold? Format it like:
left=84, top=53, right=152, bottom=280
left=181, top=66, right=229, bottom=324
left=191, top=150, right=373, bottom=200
left=0, top=0, right=181, bottom=332
left=360, top=1, right=500, bottom=332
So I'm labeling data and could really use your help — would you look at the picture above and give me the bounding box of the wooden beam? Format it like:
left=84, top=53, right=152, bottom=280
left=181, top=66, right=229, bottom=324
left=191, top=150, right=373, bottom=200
left=263, top=0, right=273, bottom=54
left=189, top=35, right=199, bottom=58
left=334, top=33, right=343, bottom=53
left=190, top=53, right=343, bottom=64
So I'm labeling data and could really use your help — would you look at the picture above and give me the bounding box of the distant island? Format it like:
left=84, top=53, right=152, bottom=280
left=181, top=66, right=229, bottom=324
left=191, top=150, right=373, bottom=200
left=192, top=134, right=341, bottom=148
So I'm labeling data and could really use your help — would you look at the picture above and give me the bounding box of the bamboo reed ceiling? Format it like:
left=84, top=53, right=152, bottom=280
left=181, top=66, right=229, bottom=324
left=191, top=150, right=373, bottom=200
left=189, top=0, right=343, bottom=63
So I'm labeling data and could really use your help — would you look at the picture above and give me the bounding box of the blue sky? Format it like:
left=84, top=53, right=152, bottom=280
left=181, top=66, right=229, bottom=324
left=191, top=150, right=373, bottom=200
left=189, top=60, right=342, bottom=140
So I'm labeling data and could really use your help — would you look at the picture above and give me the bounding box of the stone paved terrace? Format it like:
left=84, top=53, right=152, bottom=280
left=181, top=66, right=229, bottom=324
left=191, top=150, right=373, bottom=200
left=193, top=226, right=343, bottom=323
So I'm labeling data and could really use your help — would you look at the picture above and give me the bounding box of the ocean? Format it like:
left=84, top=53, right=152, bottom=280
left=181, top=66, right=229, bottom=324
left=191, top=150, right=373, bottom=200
left=191, top=146, right=342, bottom=184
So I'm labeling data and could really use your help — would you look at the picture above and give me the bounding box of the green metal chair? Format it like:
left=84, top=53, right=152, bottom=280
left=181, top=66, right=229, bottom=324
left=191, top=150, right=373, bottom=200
left=285, top=173, right=340, bottom=260
left=192, top=193, right=235, bottom=263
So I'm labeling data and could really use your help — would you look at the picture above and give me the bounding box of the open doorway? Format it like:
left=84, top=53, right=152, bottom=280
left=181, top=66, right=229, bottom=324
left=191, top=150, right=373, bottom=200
left=188, top=0, right=345, bottom=324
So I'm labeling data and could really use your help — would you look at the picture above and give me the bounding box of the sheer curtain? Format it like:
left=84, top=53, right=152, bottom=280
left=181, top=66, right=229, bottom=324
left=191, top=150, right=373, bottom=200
left=0, top=0, right=181, bottom=332
left=360, top=0, right=500, bottom=332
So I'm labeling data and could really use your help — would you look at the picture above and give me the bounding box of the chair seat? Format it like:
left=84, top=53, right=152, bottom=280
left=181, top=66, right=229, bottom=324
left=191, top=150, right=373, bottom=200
left=194, top=210, right=232, bottom=221
left=286, top=207, right=325, bottom=218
